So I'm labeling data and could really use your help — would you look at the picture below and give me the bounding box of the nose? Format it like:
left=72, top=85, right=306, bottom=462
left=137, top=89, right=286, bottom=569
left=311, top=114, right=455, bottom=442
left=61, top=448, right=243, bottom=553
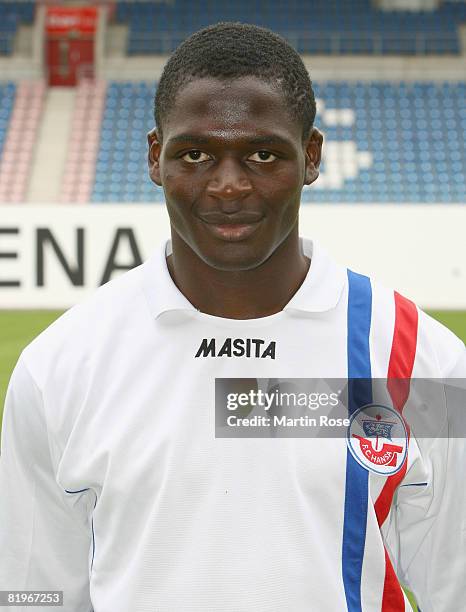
left=206, top=157, right=253, bottom=202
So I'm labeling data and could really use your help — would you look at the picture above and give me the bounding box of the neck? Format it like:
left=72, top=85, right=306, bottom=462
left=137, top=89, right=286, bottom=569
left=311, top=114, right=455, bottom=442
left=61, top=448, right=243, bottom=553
left=166, top=227, right=310, bottom=320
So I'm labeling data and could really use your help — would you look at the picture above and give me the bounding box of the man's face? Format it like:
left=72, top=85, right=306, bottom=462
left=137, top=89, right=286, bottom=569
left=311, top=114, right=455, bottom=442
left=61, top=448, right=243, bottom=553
left=148, top=76, right=322, bottom=271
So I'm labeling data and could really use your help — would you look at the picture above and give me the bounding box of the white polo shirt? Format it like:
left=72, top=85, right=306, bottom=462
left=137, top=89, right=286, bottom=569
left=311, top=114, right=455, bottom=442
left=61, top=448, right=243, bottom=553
left=1, top=238, right=465, bottom=612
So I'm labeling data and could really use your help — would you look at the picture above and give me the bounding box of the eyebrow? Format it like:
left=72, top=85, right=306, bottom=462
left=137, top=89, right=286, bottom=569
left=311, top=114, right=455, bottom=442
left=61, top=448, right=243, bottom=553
left=169, top=134, right=210, bottom=145
left=167, top=134, right=292, bottom=147
left=247, top=135, right=292, bottom=146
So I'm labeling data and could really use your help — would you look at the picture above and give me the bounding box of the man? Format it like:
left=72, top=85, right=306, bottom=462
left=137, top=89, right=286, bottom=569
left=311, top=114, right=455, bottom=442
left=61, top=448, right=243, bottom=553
left=1, top=22, right=465, bottom=612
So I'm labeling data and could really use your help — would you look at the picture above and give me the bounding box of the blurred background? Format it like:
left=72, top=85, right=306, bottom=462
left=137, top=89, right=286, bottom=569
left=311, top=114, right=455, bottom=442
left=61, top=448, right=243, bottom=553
left=0, top=0, right=465, bottom=406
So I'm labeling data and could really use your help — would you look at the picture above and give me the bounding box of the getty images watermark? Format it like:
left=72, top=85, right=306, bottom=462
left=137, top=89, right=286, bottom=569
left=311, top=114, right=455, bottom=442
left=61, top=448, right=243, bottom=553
left=215, top=378, right=466, bottom=439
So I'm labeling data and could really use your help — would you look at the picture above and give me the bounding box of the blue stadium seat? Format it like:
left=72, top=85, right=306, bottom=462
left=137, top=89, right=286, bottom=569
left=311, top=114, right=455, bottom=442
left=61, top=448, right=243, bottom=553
left=115, top=0, right=465, bottom=56
left=0, top=3, right=34, bottom=55
left=0, top=82, right=16, bottom=155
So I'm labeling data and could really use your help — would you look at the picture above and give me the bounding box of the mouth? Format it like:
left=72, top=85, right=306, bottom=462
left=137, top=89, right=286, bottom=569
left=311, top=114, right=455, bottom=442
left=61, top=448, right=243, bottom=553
left=198, top=213, right=264, bottom=243
left=203, top=221, right=263, bottom=242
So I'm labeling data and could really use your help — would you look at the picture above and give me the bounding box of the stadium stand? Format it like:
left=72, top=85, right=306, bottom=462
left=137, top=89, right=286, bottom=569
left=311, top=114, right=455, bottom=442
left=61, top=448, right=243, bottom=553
left=60, top=79, right=107, bottom=204
left=0, top=82, right=15, bottom=158
left=0, top=3, right=464, bottom=206
left=92, top=81, right=152, bottom=204
left=90, top=80, right=466, bottom=204
left=0, top=2, right=35, bottom=55
left=115, top=0, right=466, bottom=55
left=0, top=80, right=45, bottom=203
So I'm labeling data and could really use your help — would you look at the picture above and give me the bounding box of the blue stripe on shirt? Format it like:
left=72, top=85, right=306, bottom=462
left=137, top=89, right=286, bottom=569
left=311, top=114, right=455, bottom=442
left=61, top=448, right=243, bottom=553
left=342, top=270, right=372, bottom=612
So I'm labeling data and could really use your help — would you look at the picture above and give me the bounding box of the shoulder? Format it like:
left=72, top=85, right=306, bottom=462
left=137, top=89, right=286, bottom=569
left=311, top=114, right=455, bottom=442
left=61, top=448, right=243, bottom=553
left=415, top=308, right=465, bottom=377
left=367, top=276, right=465, bottom=378
left=303, top=244, right=464, bottom=378
left=20, top=262, right=151, bottom=388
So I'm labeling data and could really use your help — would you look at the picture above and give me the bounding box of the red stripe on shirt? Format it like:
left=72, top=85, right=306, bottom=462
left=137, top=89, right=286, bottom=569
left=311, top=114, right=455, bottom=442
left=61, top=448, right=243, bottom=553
left=375, top=291, right=418, bottom=526
left=376, top=292, right=418, bottom=612
left=386, top=292, right=419, bottom=410
left=382, top=549, right=407, bottom=612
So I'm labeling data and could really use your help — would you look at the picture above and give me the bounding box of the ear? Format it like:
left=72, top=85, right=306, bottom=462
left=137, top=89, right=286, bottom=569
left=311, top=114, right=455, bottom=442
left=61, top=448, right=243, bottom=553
left=304, top=127, right=323, bottom=186
left=147, top=127, right=162, bottom=186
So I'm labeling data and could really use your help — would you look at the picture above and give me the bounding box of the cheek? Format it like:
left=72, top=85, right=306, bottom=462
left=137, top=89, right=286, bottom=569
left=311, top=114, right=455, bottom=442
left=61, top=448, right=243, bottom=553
left=163, top=180, right=202, bottom=238
left=162, top=166, right=203, bottom=204
left=258, top=168, right=303, bottom=215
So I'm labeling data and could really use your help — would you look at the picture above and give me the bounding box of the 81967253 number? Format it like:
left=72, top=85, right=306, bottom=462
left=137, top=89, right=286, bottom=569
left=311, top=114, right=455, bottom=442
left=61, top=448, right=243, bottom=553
left=0, top=591, right=63, bottom=606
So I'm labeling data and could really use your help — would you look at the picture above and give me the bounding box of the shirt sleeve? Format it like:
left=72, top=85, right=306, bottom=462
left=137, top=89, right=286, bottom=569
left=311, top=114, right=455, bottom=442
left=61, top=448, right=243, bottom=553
left=0, top=355, right=93, bottom=612
left=388, top=346, right=466, bottom=612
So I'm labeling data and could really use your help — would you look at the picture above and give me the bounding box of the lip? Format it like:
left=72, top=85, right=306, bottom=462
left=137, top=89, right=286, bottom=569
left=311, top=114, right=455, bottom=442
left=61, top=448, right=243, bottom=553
left=201, top=219, right=263, bottom=242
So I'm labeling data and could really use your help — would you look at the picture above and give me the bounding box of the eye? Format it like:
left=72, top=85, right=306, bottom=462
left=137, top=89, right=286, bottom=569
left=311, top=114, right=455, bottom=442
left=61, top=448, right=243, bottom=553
left=248, top=151, right=277, bottom=163
left=181, top=150, right=211, bottom=163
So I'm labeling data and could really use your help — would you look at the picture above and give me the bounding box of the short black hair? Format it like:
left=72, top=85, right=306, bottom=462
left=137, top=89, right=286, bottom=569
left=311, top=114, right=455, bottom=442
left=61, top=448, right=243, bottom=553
left=154, top=22, right=316, bottom=142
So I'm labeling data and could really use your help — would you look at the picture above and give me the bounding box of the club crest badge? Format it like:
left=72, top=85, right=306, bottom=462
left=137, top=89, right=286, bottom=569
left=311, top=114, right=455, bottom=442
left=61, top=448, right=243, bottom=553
left=346, top=404, right=408, bottom=475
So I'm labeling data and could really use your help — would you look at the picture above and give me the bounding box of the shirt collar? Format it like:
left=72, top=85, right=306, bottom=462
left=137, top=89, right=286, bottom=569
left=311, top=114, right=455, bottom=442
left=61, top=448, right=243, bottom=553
left=142, top=237, right=346, bottom=319
left=142, top=239, right=197, bottom=318
left=284, top=237, right=346, bottom=313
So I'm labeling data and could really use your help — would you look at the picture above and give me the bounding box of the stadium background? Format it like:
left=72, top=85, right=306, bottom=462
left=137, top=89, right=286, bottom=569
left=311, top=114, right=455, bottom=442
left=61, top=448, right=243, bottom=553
left=0, top=1, right=465, bottom=606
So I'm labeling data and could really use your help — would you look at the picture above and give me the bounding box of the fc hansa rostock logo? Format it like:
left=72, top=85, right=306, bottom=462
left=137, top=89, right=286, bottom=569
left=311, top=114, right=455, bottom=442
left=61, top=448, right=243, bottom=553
left=346, top=404, right=408, bottom=475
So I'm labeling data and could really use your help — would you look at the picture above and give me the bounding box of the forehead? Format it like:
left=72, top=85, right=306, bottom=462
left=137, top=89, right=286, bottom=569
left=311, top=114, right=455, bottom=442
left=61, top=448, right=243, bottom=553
left=164, top=75, right=301, bottom=140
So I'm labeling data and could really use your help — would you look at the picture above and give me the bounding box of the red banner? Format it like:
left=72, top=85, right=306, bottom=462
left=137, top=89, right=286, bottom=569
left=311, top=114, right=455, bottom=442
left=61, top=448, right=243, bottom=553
left=45, top=6, right=97, bottom=35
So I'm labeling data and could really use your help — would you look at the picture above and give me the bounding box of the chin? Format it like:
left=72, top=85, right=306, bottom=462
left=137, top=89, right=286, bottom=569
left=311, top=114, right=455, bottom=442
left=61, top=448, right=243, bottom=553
left=197, top=242, right=272, bottom=272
